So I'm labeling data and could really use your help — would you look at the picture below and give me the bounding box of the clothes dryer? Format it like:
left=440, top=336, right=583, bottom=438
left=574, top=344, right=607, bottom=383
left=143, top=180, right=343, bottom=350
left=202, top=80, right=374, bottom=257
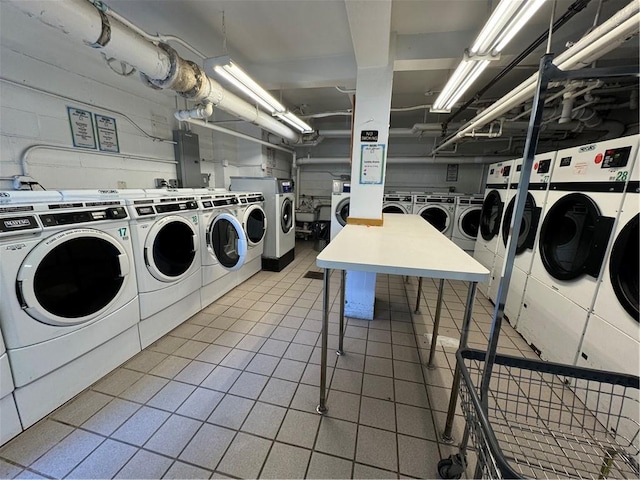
left=0, top=331, right=21, bottom=446
left=412, top=194, right=455, bottom=237
left=331, top=180, right=350, bottom=241
left=199, top=192, right=247, bottom=308
left=578, top=147, right=639, bottom=374
left=126, top=190, right=201, bottom=348
left=473, top=159, right=514, bottom=297
left=235, top=192, right=267, bottom=285
left=230, top=177, right=295, bottom=271
left=518, top=135, right=638, bottom=365
left=0, top=190, right=140, bottom=428
left=382, top=192, right=413, bottom=214
left=451, top=195, right=483, bottom=252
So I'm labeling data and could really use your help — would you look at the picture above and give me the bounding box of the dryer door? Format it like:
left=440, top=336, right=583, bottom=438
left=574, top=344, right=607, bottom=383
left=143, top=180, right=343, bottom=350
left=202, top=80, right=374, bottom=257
left=382, top=203, right=406, bottom=214
left=16, top=228, right=131, bottom=326
left=479, top=190, right=503, bottom=241
left=244, top=204, right=267, bottom=247
left=281, top=197, right=294, bottom=234
left=145, top=215, right=199, bottom=282
left=459, top=207, right=481, bottom=240
left=208, top=213, right=247, bottom=271
left=336, top=197, right=350, bottom=226
left=609, top=213, right=639, bottom=321
left=539, top=193, right=614, bottom=280
left=501, top=193, right=541, bottom=254
left=419, top=205, right=450, bottom=233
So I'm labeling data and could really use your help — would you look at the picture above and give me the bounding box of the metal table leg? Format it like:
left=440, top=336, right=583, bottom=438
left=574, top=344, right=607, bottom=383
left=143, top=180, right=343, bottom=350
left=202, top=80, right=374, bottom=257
left=427, top=278, right=445, bottom=368
left=316, top=267, right=330, bottom=415
left=441, top=282, right=477, bottom=443
left=414, top=277, right=423, bottom=313
left=337, top=269, right=346, bottom=356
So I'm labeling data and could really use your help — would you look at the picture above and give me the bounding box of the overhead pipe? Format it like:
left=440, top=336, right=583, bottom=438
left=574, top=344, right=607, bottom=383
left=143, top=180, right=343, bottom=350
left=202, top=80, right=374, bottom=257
left=174, top=103, right=214, bottom=120
left=295, top=156, right=506, bottom=166
left=432, top=1, right=640, bottom=155
left=9, top=0, right=302, bottom=143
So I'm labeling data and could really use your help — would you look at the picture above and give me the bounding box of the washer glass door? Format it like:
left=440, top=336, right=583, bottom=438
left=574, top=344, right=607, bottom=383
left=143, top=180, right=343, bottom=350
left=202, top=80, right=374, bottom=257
left=209, top=212, right=247, bottom=271
left=17, top=228, right=130, bottom=325
left=336, top=197, right=350, bottom=226
left=419, top=206, right=449, bottom=232
left=244, top=204, right=267, bottom=246
left=281, top=197, right=293, bottom=234
left=460, top=208, right=481, bottom=239
left=609, top=213, right=639, bottom=321
left=145, top=215, right=198, bottom=281
left=383, top=204, right=405, bottom=214
left=479, top=190, right=503, bottom=241
left=501, top=193, right=540, bottom=254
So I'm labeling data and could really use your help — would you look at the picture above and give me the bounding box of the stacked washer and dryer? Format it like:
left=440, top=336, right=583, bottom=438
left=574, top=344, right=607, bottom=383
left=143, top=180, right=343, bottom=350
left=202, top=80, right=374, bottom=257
left=0, top=190, right=141, bottom=429
left=230, top=177, right=295, bottom=271
left=331, top=179, right=351, bottom=241
left=517, top=135, right=639, bottom=365
left=234, top=192, right=267, bottom=284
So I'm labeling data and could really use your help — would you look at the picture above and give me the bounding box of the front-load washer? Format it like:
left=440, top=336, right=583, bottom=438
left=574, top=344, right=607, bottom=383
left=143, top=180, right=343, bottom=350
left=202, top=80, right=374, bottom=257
left=473, top=159, right=514, bottom=297
left=0, top=330, right=21, bottom=446
left=382, top=192, right=413, bottom=214
left=235, top=192, right=267, bottom=285
left=331, top=180, right=350, bottom=241
left=451, top=195, right=483, bottom=252
left=412, top=193, right=455, bottom=237
left=488, top=153, right=556, bottom=310
left=198, top=192, right=247, bottom=309
left=0, top=190, right=141, bottom=428
left=127, top=190, right=201, bottom=348
left=578, top=148, right=639, bottom=374
left=230, top=177, right=295, bottom=271
left=518, top=135, right=638, bottom=365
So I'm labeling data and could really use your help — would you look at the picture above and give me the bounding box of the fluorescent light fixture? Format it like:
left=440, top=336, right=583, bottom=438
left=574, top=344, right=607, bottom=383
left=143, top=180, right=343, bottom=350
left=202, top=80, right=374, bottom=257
left=431, top=0, right=545, bottom=112
left=207, top=55, right=315, bottom=133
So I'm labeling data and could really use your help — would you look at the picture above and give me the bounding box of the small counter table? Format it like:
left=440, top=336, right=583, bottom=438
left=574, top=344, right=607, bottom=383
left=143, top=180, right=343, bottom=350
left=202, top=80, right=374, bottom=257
left=315, top=214, right=489, bottom=439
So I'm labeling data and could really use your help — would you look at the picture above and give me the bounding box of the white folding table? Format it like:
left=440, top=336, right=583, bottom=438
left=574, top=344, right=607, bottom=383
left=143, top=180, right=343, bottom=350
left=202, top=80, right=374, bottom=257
left=315, top=214, right=489, bottom=440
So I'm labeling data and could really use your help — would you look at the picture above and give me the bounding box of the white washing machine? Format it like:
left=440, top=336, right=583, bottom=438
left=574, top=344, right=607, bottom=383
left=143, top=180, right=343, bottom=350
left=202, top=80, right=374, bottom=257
left=473, top=159, right=514, bottom=297
left=451, top=195, right=483, bottom=252
left=127, top=190, right=202, bottom=348
left=230, top=177, right=295, bottom=271
left=518, top=135, right=638, bottom=365
left=0, top=330, right=21, bottom=446
left=578, top=145, right=639, bottom=374
left=198, top=192, right=247, bottom=309
left=382, top=192, right=413, bottom=214
left=331, top=180, right=350, bottom=241
left=494, top=154, right=556, bottom=326
left=235, top=191, right=267, bottom=285
left=0, top=190, right=141, bottom=428
left=412, top=193, right=456, bottom=237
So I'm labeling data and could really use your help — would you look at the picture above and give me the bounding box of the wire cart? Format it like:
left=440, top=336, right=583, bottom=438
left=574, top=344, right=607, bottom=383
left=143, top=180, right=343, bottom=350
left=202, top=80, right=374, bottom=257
left=439, top=348, right=640, bottom=479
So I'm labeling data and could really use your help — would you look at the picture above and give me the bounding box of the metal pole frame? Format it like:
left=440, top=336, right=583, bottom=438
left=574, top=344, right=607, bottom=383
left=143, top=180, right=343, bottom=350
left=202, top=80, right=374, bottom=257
left=337, top=269, right=346, bottom=356
left=316, top=267, right=331, bottom=414
left=427, top=279, right=446, bottom=368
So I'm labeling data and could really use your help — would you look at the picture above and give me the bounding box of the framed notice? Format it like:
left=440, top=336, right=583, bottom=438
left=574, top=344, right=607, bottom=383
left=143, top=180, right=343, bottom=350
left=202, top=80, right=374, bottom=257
left=359, top=144, right=385, bottom=184
left=446, top=164, right=459, bottom=182
left=67, top=107, right=96, bottom=149
left=95, top=114, right=120, bottom=152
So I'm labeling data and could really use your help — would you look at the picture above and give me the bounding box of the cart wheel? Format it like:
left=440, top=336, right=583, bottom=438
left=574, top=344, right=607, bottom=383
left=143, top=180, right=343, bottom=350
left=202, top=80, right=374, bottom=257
left=437, top=455, right=465, bottom=479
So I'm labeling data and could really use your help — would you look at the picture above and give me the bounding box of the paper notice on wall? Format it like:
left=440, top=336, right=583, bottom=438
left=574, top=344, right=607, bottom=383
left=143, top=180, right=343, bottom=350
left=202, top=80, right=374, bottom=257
left=95, top=114, right=120, bottom=152
left=67, top=107, right=96, bottom=149
left=359, top=144, right=385, bottom=184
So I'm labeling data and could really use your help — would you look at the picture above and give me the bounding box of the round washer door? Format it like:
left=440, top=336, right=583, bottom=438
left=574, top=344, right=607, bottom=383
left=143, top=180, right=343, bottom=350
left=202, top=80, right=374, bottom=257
left=419, top=205, right=450, bottom=233
left=459, top=208, right=481, bottom=240
left=539, top=193, right=613, bottom=280
left=382, top=204, right=406, bottom=214
left=501, top=193, right=541, bottom=254
left=145, top=215, right=198, bottom=282
left=479, top=190, right=504, bottom=241
left=609, top=213, right=639, bottom=321
left=16, top=228, right=131, bottom=326
left=208, top=212, right=247, bottom=271
left=281, top=197, right=294, bottom=234
left=243, top=204, right=267, bottom=247
left=336, top=197, right=350, bottom=226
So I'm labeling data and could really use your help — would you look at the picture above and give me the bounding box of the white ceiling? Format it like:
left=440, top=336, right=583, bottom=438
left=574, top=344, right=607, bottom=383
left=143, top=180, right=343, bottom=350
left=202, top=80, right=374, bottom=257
left=8, top=0, right=640, bottom=156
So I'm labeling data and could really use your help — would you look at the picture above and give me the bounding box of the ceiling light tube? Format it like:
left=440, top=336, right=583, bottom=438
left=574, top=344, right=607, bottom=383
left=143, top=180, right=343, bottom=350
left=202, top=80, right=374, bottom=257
left=214, top=65, right=277, bottom=113
left=470, top=0, right=521, bottom=54
left=222, top=62, right=286, bottom=113
left=494, top=0, right=545, bottom=52
left=444, top=60, right=491, bottom=110
left=279, top=112, right=314, bottom=133
left=432, top=60, right=476, bottom=110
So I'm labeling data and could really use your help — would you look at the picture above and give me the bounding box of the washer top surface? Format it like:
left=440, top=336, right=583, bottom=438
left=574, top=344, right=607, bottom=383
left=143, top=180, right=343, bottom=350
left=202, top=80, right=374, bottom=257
left=0, top=190, right=63, bottom=205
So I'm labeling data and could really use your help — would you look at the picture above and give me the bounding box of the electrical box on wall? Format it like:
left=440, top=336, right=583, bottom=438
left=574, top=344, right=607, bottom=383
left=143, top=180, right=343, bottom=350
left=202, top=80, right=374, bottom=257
left=173, top=130, right=206, bottom=187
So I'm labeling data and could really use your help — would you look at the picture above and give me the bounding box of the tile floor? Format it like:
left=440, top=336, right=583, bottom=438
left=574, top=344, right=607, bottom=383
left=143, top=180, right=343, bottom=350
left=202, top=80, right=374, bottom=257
left=0, top=240, right=536, bottom=479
